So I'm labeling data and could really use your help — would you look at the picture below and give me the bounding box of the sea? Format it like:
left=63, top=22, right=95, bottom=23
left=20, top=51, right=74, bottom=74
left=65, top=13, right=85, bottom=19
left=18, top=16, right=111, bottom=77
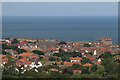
left=2, top=16, right=118, bottom=44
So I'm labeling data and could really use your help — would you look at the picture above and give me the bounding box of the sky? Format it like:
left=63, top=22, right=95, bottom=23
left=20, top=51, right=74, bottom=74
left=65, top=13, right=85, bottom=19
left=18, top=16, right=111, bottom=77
left=2, top=2, right=118, bottom=16
left=2, top=0, right=119, bottom=2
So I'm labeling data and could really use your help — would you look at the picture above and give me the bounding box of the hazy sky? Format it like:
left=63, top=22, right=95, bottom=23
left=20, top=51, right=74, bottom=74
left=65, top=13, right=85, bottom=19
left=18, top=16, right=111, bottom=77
left=2, top=2, right=118, bottom=16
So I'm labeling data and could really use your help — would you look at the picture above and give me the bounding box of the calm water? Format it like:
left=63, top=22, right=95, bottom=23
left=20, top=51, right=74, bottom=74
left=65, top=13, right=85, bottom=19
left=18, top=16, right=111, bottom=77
left=2, top=16, right=118, bottom=44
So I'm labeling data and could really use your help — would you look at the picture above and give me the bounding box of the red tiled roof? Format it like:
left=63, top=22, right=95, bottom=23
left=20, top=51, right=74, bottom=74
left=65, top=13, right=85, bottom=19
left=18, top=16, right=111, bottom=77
left=70, top=57, right=82, bottom=60
left=73, top=70, right=82, bottom=73
left=50, top=68, right=58, bottom=71
left=19, top=59, right=26, bottom=62
left=83, top=63, right=92, bottom=67
left=63, top=61, right=72, bottom=66
left=89, top=58, right=94, bottom=60
left=2, top=55, right=6, bottom=57
left=86, top=54, right=92, bottom=58
left=10, top=56, right=18, bottom=59
left=16, top=61, right=32, bottom=65
left=72, top=62, right=79, bottom=64
left=41, top=49, right=47, bottom=51
left=56, top=61, right=61, bottom=64
left=74, top=44, right=79, bottom=47
left=97, top=61, right=101, bottom=64
left=30, top=56, right=39, bottom=59
left=59, top=71, right=62, bottom=73
left=18, top=52, right=34, bottom=57
left=2, top=57, right=8, bottom=62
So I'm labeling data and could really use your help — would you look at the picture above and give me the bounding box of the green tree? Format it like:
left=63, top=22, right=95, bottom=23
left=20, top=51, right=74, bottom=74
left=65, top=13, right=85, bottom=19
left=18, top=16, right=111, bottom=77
left=82, top=67, right=91, bottom=74
left=49, top=57, right=57, bottom=61
left=2, top=49, right=6, bottom=55
left=11, top=38, right=19, bottom=44
left=101, top=51, right=117, bottom=76
left=90, top=64, right=97, bottom=73
left=51, top=71, right=62, bottom=78
left=63, top=68, right=73, bottom=75
left=72, top=51, right=82, bottom=57
left=83, top=43, right=91, bottom=47
left=72, top=63, right=83, bottom=70
left=18, top=56, right=23, bottom=59
left=15, top=48, right=26, bottom=54
left=58, top=41, right=67, bottom=45
left=32, top=50, right=44, bottom=55
left=81, top=57, right=92, bottom=64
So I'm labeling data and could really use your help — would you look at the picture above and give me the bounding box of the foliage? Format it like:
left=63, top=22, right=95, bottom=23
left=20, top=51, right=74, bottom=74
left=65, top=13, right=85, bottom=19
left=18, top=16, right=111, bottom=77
left=83, top=43, right=91, bottom=47
left=90, top=64, right=97, bottom=73
left=101, top=51, right=118, bottom=77
left=32, top=50, right=44, bottom=55
left=72, top=63, right=83, bottom=70
left=58, top=41, right=67, bottom=45
left=51, top=71, right=62, bottom=78
left=53, top=50, right=82, bottom=61
left=2, top=44, right=26, bottom=54
left=49, top=57, right=57, bottom=61
left=81, top=57, right=92, bottom=64
left=18, top=56, right=23, bottom=59
left=11, top=38, right=19, bottom=44
left=82, top=67, right=91, bottom=74
left=63, top=68, right=73, bottom=75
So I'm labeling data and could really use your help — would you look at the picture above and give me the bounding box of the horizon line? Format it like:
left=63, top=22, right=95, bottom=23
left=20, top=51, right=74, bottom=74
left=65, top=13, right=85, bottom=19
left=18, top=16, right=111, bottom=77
left=2, top=0, right=119, bottom=2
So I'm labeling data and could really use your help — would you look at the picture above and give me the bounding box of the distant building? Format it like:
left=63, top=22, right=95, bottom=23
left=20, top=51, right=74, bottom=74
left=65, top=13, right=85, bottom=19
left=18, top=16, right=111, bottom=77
left=70, top=57, right=82, bottom=62
left=97, top=37, right=112, bottom=46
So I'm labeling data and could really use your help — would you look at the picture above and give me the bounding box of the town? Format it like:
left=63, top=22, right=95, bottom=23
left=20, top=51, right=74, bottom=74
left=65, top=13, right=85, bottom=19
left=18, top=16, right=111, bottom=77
left=1, top=37, right=120, bottom=78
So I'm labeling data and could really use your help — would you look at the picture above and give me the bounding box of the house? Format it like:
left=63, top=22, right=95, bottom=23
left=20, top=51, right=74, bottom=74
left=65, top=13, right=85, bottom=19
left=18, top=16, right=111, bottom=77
left=2, top=57, right=8, bottom=65
left=30, top=56, right=39, bottom=60
left=83, top=63, right=92, bottom=67
left=70, top=57, right=82, bottom=62
left=50, top=68, right=58, bottom=71
left=63, top=61, right=72, bottom=66
left=73, top=70, right=82, bottom=74
left=97, top=58, right=101, bottom=65
left=59, top=71, right=62, bottom=73
left=86, top=54, right=92, bottom=58
left=29, top=61, right=42, bottom=68
left=93, top=50, right=97, bottom=55
left=5, top=49, right=18, bottom=56
left=100, top=37, right=112, bottom=45
left=18, top=52, right=34, bottom=58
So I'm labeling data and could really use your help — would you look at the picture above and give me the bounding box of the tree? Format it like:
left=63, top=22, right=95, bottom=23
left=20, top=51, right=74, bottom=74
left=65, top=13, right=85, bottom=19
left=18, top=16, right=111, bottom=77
left=2, top=49, right=6, bottom=55
left=15, top=48, right=26, bottom=54
left=81, top=57, right=92, bottom=64
left=2, top=44, right=26, bottom=54
left=72, top=63, right=83, bottom=70
left=33, top=41, right=36, bottom=44
left=62, top=73, right=71, bottom=78
left=58, top=41, right=67, bottom=45
left=83, top=43, right=91, bottom=47
left=32, top=50, right=44, bottom=55
left=72, top=73, right=82, bottom=78
left=49, top=57, right=57, bottom=61
left=11, top=38, right=19, bottom=44
left=72, top=51, right=82, bottom=57
left=82, top=67, right=91, bottom=74
left=22, top=71, right=35, bottom=78
left=90, top=64, right=97, bottom=73
left=61, top=62, right=64, bottom=65
left=102, top=51, right=112, bottom=58
left=63, top=68, right=73, bottom=75
left=53, top=53, right=62, bottom=57
left=101, top=51, right=117, bottom=76
left=18, top=56, right=23, bottom=59
left=51, top=71, right=62, bottom=78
